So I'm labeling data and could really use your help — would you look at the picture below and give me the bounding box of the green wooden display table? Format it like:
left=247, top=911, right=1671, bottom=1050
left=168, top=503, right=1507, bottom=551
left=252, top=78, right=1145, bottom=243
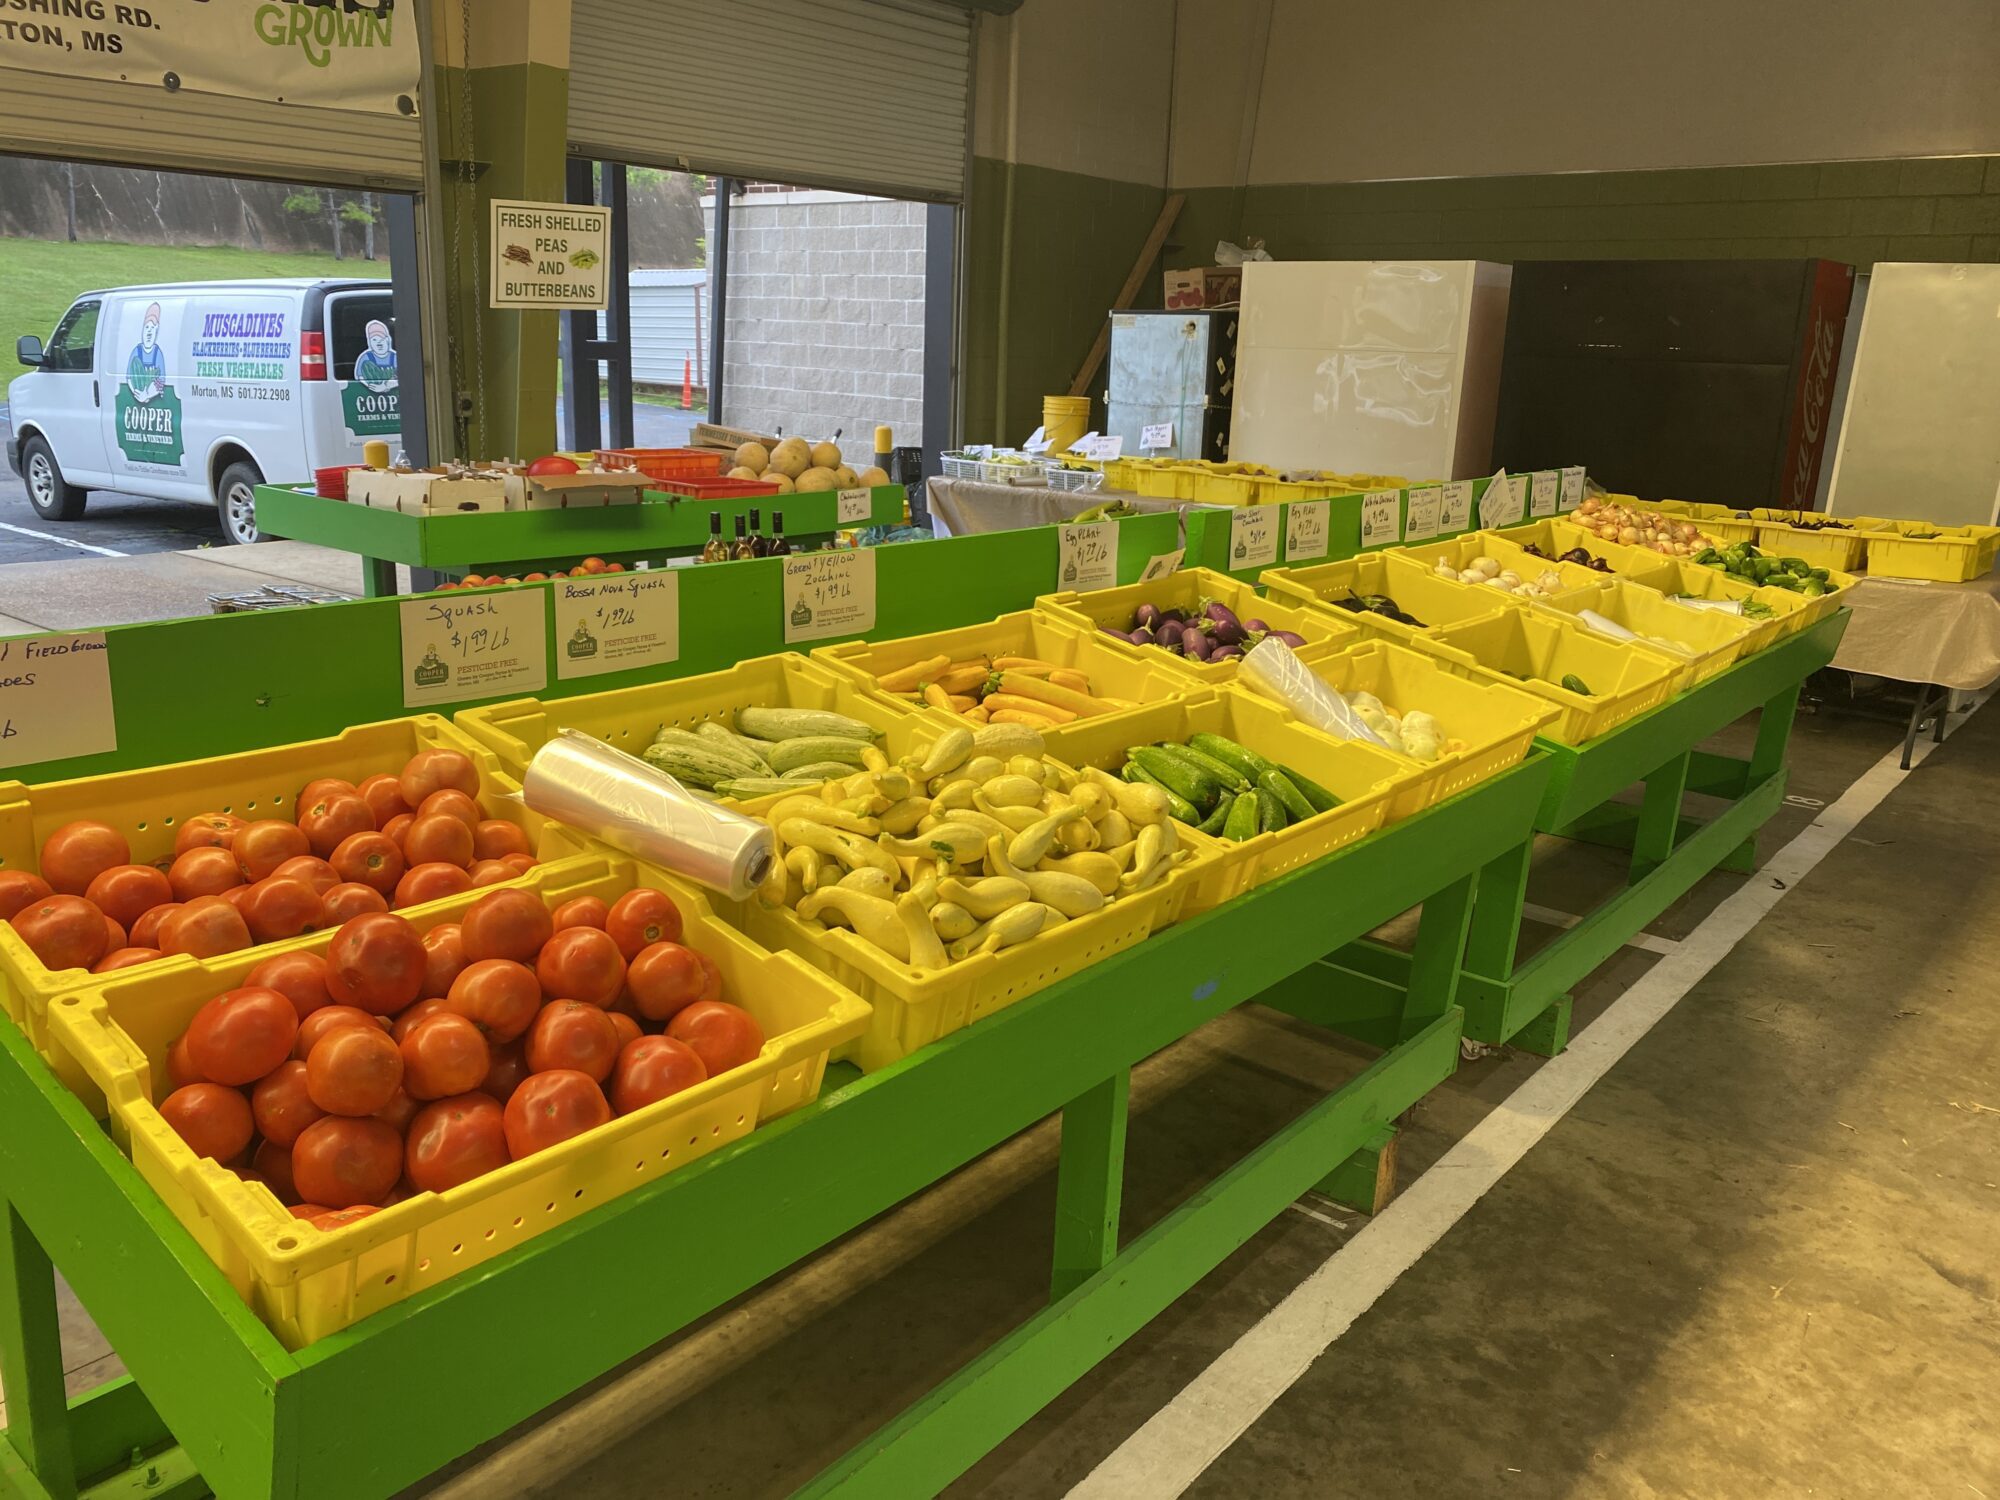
left=254, top=483, right=909, bottom=597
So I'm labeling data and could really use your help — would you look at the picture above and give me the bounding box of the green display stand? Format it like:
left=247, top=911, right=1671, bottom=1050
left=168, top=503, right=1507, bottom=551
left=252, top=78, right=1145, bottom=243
left=1181, top=474, right=1509, bottom=584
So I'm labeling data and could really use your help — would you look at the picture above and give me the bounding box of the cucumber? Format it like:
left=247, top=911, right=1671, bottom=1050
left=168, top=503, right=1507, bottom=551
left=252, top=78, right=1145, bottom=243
left=735, top=705, right=880, bottom=742
left=1128, top=746, right=1221, bottom=810
left=1282, top=765, right=1341, bottom=814
left=1194, top=797, right=1232, bottom=836
left=1259, top=767, right=1317, bottom=823
left=1124, top=763, right=1203, bottom=824
left=1255, top=786, right=1287, bottom=834
left=1559, top=673, right=1594, bottom=696
left=1151, top=740, right=1249, bottom=793
left=1221, top=790, right=1260, bottom=841
left=1187, top=731, right=1275, bottom=782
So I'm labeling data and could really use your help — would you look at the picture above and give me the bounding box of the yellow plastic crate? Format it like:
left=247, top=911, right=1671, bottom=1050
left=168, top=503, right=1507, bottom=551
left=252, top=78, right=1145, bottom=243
left=1620, top=498, right=1760, bottom=544
left=1260, top=552, right=1537, bottom=647
left=453, top=652, right=914, bottom=787
left=0, top=715, right=592, bottom=1053
left=1492, top=519, right=1684, bottom=591
left=1532, top=576, right=1754, bottom=693
left=1035, top=567, right=1362, bottom=685
left=1130, top=463, right=1196, bottom=500
left=1409, top=610, right=1682, bottom=744
left=1750, top=520, right=1869, bottom=573
left=1401, top=531, right=1619, bottom=602
left=811, top=611, right=1198, bottom=743
left=1035, top=686, right=1410, bottom=907
left=1852, top=517, right=1997, bottom=582
left=44, top=852, right=867, bottom=1349
left=1188, top=468, right=1260, bottom=505
left=1290, top=640, right=1562, bottom=818
left=1642, top=559, right=1811, bottom=650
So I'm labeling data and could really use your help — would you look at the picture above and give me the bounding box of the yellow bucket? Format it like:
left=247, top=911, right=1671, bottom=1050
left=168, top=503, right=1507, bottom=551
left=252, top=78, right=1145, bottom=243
left=1043, top=394, right=1092, bottom=454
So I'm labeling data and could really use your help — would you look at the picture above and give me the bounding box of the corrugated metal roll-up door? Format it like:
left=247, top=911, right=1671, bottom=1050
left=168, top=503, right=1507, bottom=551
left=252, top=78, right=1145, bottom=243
left=568, top=0, right=972, bottom=202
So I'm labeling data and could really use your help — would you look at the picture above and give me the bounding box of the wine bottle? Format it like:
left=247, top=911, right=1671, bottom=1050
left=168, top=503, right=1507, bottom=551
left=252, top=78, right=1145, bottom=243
left=700, top=511, right=727, bottom=563
left=730, top=514, right=755, bottom=560
left=769, top=512, right=791, bottom=555
left=748, top=507, right=767, bottom=557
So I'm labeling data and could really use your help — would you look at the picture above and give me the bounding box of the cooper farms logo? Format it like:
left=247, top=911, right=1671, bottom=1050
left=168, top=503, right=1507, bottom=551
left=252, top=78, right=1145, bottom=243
left=115, top=300, right=184, bottom=467
left=566, top=623, right=600, bottom=661
left=254, top=0, right=396, bottom=68
left=412, top=645, right=449, bottom=688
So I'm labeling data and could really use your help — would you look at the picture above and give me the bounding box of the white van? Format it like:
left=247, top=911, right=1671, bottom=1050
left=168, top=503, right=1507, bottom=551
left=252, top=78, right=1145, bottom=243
left=6, top=278, right=402, bottom=544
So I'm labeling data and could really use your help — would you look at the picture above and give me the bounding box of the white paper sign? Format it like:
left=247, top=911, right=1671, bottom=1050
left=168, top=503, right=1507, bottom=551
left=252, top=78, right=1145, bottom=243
left=783, top=549, right=878, bottom=644
left=1477, top=471, right=1525, bottom=529
left=1140, top=422, right=1174, bottom=451
left=0, top=632, right=115, bottom=770
left=1084, top=435, right=1125, bottom=460
left=1404, top=485, right=1443, bottom=542
left=1361, top=489, right=1402, bottom=548
left=553, top=573, right=680, bottom=681
left=1058, top=522, right=1118, bottom=591
left=401, top=589, right=548, bottom=707
left=1284, top=500, right=1331, bottom=562
left=1138, top=548, right=1185, bottom=582
left=1560, top=466, right=1586, bottom=512
left=836, top=488, right=872, bottom=524
left=489, top=200, right=610, bottom=310
left=1229, top=504, right=1281, bottom=569
left=1531, top=471, right=1560, bottom=518
left=1022, top=425, right=1052, bottom=455
left=1440, top=480, right=1475, bottom=533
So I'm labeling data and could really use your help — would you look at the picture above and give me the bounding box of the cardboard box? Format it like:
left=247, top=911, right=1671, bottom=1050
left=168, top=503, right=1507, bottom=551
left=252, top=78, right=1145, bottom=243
left=501, top=469, right=652, bottom=511
left=1163, top=266, right=1242, bottom=310
left=346, top=467, right=507, bottom=516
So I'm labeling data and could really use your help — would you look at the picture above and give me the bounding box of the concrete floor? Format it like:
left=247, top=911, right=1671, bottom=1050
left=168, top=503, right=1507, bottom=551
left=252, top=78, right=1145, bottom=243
left=381, top=692, right=1997, bottom=1499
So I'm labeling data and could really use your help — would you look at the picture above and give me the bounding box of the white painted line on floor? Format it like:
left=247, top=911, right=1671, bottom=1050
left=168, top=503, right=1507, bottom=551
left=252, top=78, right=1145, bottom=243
left=1284, top=1200, right=1350, bottom=1230
left=0, top=521, right=128, bottom=558
left=1069, top=693, right=1988, bottom=1500
left=1521, top=901, right=1681, bottom=956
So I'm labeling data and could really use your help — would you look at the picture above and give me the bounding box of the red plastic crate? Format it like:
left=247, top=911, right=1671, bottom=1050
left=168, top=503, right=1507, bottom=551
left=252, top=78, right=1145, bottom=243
left=594, top=448, right=727, bottom=482
left=314, top=465, right=363, bottom=499
left=649, top=475, right=782, bottom=499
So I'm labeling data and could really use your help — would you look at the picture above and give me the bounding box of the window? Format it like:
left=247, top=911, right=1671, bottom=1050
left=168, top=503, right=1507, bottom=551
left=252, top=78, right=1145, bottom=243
left=43, top=300, right=100, bottom=372
left=328, top=294, right=397, bottom=382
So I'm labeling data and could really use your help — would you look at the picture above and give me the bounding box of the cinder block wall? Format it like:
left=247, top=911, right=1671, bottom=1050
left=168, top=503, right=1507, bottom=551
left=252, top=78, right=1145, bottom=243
left=719, top=195, right=926, bottom=462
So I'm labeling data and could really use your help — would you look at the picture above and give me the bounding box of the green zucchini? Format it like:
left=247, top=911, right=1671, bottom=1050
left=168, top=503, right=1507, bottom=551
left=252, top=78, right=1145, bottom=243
left=1221, top=790, right=1260, bottom=841
left=1124, top=763, right=1203, bottom=824
left=735, top=705, right=880, bottom=742
left=1282, top=766, right=1341, bottom=814
left=695, top=720, right=774, bottom=773
left=778, top=761, right=866, bottom=784
left=1151, top=740, right=1249, bottom=793
left=1259, top=767, right=1317, bottom=823
left=640, top=739, right=749, bottom=789
left=1255, top=786, right=1286, bottom=834
left=1128, top=746, right=1220, bottom=810
left=1559, top=673, right=1594, bottom=696
left=1194, top=797, right=1232, bottom=836
left=1187, top=732, right=1275, bottom=782
left=713, top=776, right=814, bottom=800
left=767, top=736, right=874, bottom=775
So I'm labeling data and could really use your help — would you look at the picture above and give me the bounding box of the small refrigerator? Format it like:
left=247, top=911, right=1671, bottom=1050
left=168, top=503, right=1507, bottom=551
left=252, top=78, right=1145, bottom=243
left=1105, top=309, right=1237, bottom=462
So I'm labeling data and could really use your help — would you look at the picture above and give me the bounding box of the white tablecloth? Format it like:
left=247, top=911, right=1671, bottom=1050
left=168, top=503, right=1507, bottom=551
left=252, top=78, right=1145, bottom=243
left=923, top=477, right=1193, bottom=536
left=1830, top=572, right=2000, bottom=690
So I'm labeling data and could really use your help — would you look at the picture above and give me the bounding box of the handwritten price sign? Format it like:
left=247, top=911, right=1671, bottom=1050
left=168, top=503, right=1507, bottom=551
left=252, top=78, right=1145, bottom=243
left=1361, top=489, right=1402, bottom=548
left=1530, top=471, right=1559, bottom=518
left=1285, top=500, right=1330, bottom=562
left=400, top=589, right=547, bottom=707
left=1058, top=522, right=1117, bottom=591
left=1560, top=466, right=1586, bottom=511
left=1404, top=485, right=1443, bottom=541
left=783, top=549, right=877, bottom=644
left=836, top=488, right=873, bottom=525
left=1440, top=480, right=1474, bottom=533
left=1230, top=504, right=1280, bottom=568
left=554, top=572, right=680, bottom=679
left=0, top=632, right=116, bottom=770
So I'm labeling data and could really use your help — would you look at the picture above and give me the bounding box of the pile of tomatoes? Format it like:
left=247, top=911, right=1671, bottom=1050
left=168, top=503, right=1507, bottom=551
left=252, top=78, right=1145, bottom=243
left=159, top=884, right=765, bottom=1229
left=0, top=747, right=539, bottom=978
left=439, top=556, right=625, bottom=590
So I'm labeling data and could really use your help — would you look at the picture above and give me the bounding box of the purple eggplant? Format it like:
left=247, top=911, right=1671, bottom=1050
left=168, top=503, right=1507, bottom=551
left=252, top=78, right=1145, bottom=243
left=1160, top=608, right=1187, bottom=625
left=1244, top=617, right=1269, bottom=634
left=1210, top=645, right=1244, bottom=662
left=1129, top=626, right=1155, bottom=646
left=1269, top=630, right=1307, bottom=648
left=1134, top=603, right=1162, bottom=630
left=1204, top=601, right=1246, bottom=645
left=1156, top=619, right=1186, bottom=648
left=1183, top=632, right=1215, bottom=661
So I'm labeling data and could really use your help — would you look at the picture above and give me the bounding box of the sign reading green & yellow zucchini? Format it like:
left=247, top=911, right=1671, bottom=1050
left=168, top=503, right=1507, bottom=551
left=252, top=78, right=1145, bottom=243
left=1440, top=479, right=1474, bottom=533
left=1530, top=471, right=1560, bottom=518
left=1404, top=485, right=1442, bottom=541
left=1285, top=499, right=1330, bottom=561
left=1361, top=489, right=1402, bottom=548
left=1229, top=504, right=1280, bottom=568
left=0, top=632, right=115, bottom=771
left=553, top=572, right=680, bottom=680
left=783, top=549, right=877, bottom=644
left=400, top=589, right=547, bottom=709
left=1057, top=522, right=1117, bottom=592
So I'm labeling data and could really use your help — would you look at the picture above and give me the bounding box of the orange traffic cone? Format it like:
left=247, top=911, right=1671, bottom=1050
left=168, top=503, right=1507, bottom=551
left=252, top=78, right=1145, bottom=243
left=682, top=354, right=693, bottom=410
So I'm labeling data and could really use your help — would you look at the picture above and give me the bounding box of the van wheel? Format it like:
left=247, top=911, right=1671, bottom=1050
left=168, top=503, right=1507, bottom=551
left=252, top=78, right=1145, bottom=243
left=22, top=434, right=88, bottom=521
left=217, top=461, right=265, bottom=545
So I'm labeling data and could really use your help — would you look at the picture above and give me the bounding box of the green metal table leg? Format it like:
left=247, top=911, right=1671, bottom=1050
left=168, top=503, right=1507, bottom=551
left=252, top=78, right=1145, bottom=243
left=0, top=1206, right=78, bottom=1500
left=1512, top=993, right=1573, bottom=1057
left=360, top=555, right=399, bottom=599
left=1401, top=874, right=1475, bottom=1039
left=1316, top=1124, right=1398, bottom=1213
left=1463, top=839, right=1531, bottom=988
left=1631, top=750, right=1692, bottom=882
left=1050, top=1071, right=1129, bottom=1303
left=1731, top=682, right=1802, bottom=869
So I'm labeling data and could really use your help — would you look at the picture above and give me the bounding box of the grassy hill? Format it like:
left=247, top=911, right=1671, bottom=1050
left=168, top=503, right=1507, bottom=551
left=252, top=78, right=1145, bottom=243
left=1, top=237, right=385, bottom=385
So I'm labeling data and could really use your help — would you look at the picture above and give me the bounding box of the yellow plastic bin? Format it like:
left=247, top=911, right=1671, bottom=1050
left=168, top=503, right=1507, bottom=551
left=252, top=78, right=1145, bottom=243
left=1750, top=519, right=1869, bottom=573
left=1489, top=519, right=1684, bottom=591
left=1260, top=551, right=1543, bottom=648
left=43, top=851, right=869, bottom=1348
left=1043, top=394, right=1092, bottom=455
left=1035, top=567, right=1362, bottom=685
left=1409, top=610, right=1683, bottom=745
left=1852, top=518, right=1997, bottom=582
left=1599, top=498, right=1760, bottom=545
left=454, top=652, right=917, bottom=789
left=1532, top=576, right=1754, bottom=693
left=0, top=715, right=591, bottom=1061
left=1645, top=559, right=1808, bottom=650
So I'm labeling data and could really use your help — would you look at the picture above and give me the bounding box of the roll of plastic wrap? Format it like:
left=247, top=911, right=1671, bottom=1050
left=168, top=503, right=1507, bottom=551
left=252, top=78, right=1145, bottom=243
left=1669, top=596, right=1744, bottom=615
left=1240, top=637, right=1394, bottom=749
left=1577, top=608, right=1639, bottom=643
left=521, top=731, right=776, bottom=900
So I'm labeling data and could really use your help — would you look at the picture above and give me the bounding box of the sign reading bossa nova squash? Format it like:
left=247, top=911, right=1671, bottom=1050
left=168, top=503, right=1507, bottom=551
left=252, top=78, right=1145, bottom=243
left=0, top=1, right=421, bottom=115
left=490, top=200, right=611, bottom=310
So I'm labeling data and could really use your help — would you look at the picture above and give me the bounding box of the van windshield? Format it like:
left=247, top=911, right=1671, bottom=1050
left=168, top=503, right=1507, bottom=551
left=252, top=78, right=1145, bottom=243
left=328, top=293, right=396, bottom=383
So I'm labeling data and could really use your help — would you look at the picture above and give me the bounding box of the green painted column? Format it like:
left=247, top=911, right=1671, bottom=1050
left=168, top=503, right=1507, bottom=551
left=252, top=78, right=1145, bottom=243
left=431, top=0, right=571, bottom=462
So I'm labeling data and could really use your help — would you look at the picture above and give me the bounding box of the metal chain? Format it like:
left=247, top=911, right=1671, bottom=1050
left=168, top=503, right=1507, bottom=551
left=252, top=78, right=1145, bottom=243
left=455, top=0, right=486, bottom=454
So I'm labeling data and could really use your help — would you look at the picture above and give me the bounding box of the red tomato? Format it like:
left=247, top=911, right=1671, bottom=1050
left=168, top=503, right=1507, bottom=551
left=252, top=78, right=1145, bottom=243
left=525, top=1000, right=620, bottom=1082
left=325, top=912, right=427, bottom=1014
left=270, top=855, right=340, bottom=897
left=417, top=789, right=481, bottom=830
left=405, top=1092, right=509, bottom=1193
left=478, top=1038, right=529, bottom=1104
left=526, top=455, right=580, bottom=477
left=186, top=986, right=299, bottom=1086
left=216, top=885, right=255, bottom=917
left=102, top=912, right=127, bottom=949
left=398, top=748, right=479, bottom=811
left=251, top=1060, right=326, bottom=1148
left=609, top=1035, right=708, bottom=1115
left=604, top=888, right=684, bottom=960
left=305, top=1024, right=403, bottom=1115
left=381, top=812, right=416, bottom=849
left=394, top=862, right=473, bottom=909
left=168, top=847, right=243, bottom=902
left=400, top=1013, right=491, bottom=1099
left=93, top=945, right=162, bottom=973
left=0, top=871, right=54, bottom=921
left=465, top=859, right=513, bottom=888
left=242, top=878, right=326, bottom=944
left=291, top=1117, right=401, bottom=1209
left=12, top=894, right=112, bottom=970
left=535, top=926, right=626, bottom=1008
left=293, top=1004, right=389, bottom=1060
left=172, top=813, right=244, bottom=858
left=166, top=1033, right=203, bottom=1087
left=373, top=1085, right=421, bottom=1133
left=235, top=820, right=310, bottom=883
left=331, top=831, right=405, bottom=895
left=391, top=995, right=450, bottom=1041
left=82, top=864, right=172, bottom=930
left=307, top=1204, right=380, bottom=1231
left=39, top=820, right=131, bottom=896
left=499, top=854, right=537, bottom=877
left=502, top=1069, right=611, bottom=1159
left=356, top=773, right=412, bottom=828
left=322, top=882, right=390, bottom=924
left=160, top=1083, right=254, bottom=1162
left=289, top=1203, right=331, bottom=1219
left=420, top=922, right=468, bottom=999
left=158, top=900, right=252, bottom=960
left=624, top=941, right=707, bottom=1022
left=607, top=1011, right=642, bottom=1050
left=445, top=958, right=540, bottom=1043
left=695, top=950, right=723, bottom=1004
left=253, top=1138, right=299, bottom=1203
left=402, top=815, right=474, bottom=870
left=460, top=888, right=552, bottom=964
left=551, top=895, right=608, bottom=931
left=297, top=777, right=357, bottom=809
left=299, top=794, right=374, bottom=860
left=472, top=820, right=531, bottom=861
left=247, top=951, right=335, bottom=1021
left=667, top=1000, right=764, bottom=1077
left=129, top=902, right=180, bottom=949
